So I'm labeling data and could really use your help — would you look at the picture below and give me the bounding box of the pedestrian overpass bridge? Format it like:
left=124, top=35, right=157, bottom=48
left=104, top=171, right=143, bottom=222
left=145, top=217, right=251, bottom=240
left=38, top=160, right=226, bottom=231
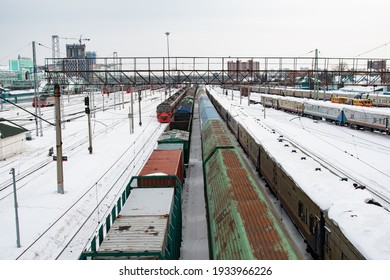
left=45, top=56, right=390, bottom=88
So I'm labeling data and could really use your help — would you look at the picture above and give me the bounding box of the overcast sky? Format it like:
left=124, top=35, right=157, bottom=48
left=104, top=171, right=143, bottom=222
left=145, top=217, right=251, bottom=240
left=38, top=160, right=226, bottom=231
left=1, top=0, right=389, bottom=65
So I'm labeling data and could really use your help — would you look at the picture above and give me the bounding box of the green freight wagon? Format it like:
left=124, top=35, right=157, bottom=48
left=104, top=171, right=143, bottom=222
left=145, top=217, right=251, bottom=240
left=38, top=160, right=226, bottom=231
left=157, top=129, right=190, bottom=164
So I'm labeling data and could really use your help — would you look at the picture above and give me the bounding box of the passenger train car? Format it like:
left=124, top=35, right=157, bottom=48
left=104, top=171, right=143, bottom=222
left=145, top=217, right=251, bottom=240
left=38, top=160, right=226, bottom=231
left=249, top=86, right=390, bottom=107
left=207, top=89, right=390, bottom=260
left=199, top=89, right=301, bottom=260
left=261, top=94, right=390, bottom=134
left=156, top=86, right=188, bottom=123
left=32, top=94, right=55, bottom=107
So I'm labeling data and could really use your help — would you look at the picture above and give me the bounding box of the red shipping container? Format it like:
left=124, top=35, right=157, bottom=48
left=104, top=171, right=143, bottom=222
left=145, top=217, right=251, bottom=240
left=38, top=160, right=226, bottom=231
left=138, top=149, right=183, bottom=188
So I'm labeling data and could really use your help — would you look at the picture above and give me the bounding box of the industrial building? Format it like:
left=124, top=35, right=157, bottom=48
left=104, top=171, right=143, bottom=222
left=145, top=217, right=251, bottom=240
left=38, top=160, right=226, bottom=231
left=0, top=56, right=43, bottom=89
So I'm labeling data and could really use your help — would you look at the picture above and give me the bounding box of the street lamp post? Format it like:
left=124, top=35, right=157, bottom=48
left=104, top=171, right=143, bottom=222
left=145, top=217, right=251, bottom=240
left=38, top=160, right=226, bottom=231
left=165, top=32, right=171, bottom=95
left=165, top=32, right=170, bottom=73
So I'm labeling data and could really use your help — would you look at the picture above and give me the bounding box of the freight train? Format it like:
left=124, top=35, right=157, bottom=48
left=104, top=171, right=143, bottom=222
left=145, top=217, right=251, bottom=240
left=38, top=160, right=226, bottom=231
left=79, top=88, right=197, bottom=260
left=261, top=94, right=390, bottom=134
left=199, top=89, right=301, bottom=260
left=207, top=88, right=390, bottom=260
left=79, top=149, right=183, bottom=260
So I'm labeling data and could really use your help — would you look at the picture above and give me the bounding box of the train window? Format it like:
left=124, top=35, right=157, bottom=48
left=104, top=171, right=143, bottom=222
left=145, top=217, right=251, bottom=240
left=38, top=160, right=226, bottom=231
left=309, top=214, right=316, bottom=234
left=298, top=201, right=305, bottom=221
left=324, top=226, right=331, bottom=254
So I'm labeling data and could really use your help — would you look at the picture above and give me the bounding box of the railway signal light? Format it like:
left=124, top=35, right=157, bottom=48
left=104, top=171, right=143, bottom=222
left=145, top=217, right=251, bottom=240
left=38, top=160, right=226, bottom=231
left=84, top=96, right=89, bottom=106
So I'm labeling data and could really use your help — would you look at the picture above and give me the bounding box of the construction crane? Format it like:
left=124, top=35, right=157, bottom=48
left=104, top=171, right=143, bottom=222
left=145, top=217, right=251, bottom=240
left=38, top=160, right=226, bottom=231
left=60, top=35, right=90, bottom=45
left=52, top=34, right=91, bottom=59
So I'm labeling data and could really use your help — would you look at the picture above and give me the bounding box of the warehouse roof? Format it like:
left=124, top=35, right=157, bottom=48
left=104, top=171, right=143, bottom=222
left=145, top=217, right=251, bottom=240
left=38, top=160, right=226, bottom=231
left=0, top=118, right=28, bottom=139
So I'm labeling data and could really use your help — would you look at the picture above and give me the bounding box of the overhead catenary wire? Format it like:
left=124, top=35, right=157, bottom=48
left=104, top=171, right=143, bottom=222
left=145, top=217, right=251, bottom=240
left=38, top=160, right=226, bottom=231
left=355, top=42, right=390, bottom=57
left=0, top=96, right=54, bottom=126
left=0, top=42, right=32, bottom=64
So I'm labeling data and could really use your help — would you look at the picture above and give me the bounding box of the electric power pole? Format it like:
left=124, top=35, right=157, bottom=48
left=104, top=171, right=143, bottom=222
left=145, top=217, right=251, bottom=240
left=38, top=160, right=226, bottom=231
left=32, top=41, right=43, bottom=137
left=84, top=96, right=93, bottom=154
left=314, top=49, right=319, bottom=100
left=54, top=85, right=64, bottom=194
left=138, top=91, right=142, bottom=126
left=131, top=91, right=134, bottom=133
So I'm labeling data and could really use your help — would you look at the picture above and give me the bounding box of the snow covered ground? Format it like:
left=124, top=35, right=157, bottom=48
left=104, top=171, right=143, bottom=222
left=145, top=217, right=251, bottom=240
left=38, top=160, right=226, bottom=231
left=0, top=89, right=169, bottom=259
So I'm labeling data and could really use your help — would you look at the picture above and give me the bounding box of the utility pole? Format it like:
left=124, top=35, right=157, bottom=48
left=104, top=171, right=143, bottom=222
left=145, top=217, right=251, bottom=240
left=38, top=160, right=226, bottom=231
left=130, top=90, right=134, bottom=133
left=61, top=90, right=65, bottom=129
left=113, top=52, right=118, bottom=110
left=165, top=32, right=170, bottom=77
left=84, top=96, right=93, bottom=154
left=102, top=88, right=105, bottom=112
left=128, top=106, right=132, bottom=134
left=314, top=49, right=319, bottom=100
left=122, top=86, right=125, bottom=109
left=138, top=90, right=142, bottom=126
left=240, top=87, right=242, bottom=105
left=10, top=168, right=21, bottom=248
left=248, top=87, right=250, bottom=106
left=32, top=41, right=43, bottom=137
left=54, top=85, right=64, bottom=194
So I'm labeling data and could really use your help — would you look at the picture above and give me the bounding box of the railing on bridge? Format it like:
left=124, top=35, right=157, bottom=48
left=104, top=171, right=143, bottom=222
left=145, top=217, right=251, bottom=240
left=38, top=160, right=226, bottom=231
left=44, top=56, right=390, bottom=88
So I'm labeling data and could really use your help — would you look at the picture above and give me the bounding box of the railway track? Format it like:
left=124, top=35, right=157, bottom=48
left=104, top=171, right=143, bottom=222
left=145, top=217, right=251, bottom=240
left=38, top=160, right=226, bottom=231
left=281, top=131, right=390, bottom=209
left=223, top=90, right=390, bottom=210
left=240, top=108, right=390, bottom=210
left=0, top=92, right=162, bottom=259
left=0, top=93, right=146, bottom=194
left=15, top=121, right=165, bottom=260
left=0, top=115, right=122, bottom=194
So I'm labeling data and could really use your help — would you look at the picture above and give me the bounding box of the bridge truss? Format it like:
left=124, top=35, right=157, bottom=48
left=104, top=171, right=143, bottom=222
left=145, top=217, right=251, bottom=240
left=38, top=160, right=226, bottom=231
left=45, top=56, right=390, bottom=88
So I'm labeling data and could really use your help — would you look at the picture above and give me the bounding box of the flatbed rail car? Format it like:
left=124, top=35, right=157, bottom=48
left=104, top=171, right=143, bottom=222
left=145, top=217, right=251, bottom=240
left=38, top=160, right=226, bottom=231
left=207, top=88, right=390, bottom=260
left=199, top=90, right=301, bottom=260
left=156, top=86, right=188, bottom=123
left=79, top=149, right=183, bottom=260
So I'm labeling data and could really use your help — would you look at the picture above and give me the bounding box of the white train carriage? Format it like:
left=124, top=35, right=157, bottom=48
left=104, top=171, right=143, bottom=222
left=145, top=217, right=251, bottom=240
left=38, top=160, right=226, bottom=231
left=278, top=97, right=304, bottom=114
left=261, top=95, right=279, bottom=108
left=343, top=107, right=390, bottom=133
left=303, top=100, right=346, bottom=124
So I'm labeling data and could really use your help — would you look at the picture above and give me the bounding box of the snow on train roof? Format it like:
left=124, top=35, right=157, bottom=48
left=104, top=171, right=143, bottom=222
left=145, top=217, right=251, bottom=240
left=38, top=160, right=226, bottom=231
left=262, top=93, right=390, bottom=115
left=208, top=87, right=390, bottom=259
left=328, top=201, right=390, bottom=260
left=241, top=116, right=373, bottom=211
left=120, top=188, right=174, bottom=216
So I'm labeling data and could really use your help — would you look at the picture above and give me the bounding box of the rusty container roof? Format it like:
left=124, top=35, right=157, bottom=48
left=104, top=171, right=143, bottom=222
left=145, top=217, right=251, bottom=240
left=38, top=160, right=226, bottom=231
left=205, top=148, right=299, bottom=260
left=201, top=120, right=234, bottom=163
left=139, top=149, right=183, bottom=186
